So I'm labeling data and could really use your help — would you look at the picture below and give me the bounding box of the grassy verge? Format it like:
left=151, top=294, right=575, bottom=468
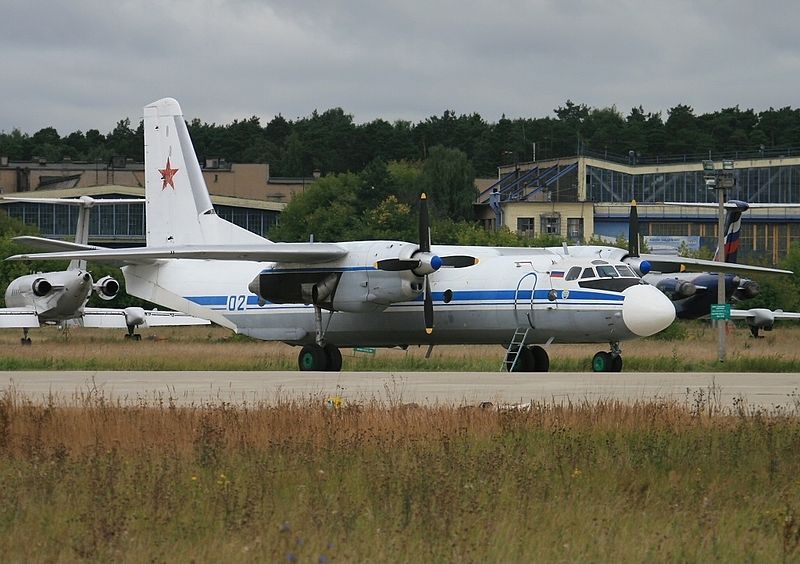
left=0, top=393, right=799, bottom=562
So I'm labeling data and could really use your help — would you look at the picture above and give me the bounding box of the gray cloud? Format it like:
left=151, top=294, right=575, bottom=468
left=1, top=0, right=799, bottom=134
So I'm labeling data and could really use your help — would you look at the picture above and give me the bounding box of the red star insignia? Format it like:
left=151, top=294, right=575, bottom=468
left=159, top=157, right=179, bottom=190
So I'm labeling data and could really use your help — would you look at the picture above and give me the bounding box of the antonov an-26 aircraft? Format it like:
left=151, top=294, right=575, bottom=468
left=9, top=98, right=680, bottom=372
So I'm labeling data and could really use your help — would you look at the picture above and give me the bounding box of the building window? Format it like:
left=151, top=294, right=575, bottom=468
left=541, top=214, right=560, bottom=235
left=516, top=217, right=535, bottom=235
left=567, top=217, right=583, bottom=240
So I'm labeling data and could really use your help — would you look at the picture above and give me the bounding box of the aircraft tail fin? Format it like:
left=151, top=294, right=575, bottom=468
left=714, top=200, right=749, bottom=263
left=143, top=98, right=269, bottom=247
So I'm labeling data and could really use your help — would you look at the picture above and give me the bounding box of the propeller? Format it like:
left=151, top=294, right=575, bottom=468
left=374, top=193, right=478, bottom=334
left=628, top=199, right=639, bottom=257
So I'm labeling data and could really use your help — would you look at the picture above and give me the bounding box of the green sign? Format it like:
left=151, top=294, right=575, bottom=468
left=353, top=347, right=376, bottom=355
left=710, top=304, right=731, bottom=320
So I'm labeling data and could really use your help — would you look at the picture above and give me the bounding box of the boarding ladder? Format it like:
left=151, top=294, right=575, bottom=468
left=502, top=327, right=530, bottom=372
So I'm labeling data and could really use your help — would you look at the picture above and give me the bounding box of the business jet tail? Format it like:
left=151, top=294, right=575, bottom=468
left=143, top=97, right=268, bottom=247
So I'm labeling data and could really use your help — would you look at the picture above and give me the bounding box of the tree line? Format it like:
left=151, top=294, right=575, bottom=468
left=3, top=102, right=800, bottom=177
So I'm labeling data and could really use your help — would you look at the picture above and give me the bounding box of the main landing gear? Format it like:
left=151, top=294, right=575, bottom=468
left=20, top=328, right=32, bottom=346
left=505, top=345, right=550, bottom=372
left=297, top=305, right=343, bottom=372
left=592, top=342, right=623, bottom=372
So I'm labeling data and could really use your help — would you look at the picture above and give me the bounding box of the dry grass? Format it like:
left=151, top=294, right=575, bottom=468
left=0, top=320, right=798, bottom=371
left=0, top=393, right=799, bottom=562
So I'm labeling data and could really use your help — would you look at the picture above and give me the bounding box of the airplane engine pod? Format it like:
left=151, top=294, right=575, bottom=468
left=94, top=275, right=120, bottom=301
left=656, top=278, right=697, bottom=300
left=31, top=278, right=52, bottom=297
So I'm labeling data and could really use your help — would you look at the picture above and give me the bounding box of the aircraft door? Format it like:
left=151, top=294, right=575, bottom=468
left=514, top=272, right=538, bottom=328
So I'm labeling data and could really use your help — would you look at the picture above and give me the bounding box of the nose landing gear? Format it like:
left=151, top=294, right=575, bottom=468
left=592, top=342, right=623, bottom=372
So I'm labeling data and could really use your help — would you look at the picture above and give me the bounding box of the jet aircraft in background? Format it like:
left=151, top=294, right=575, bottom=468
left=0, top=195, right=209, bottom=343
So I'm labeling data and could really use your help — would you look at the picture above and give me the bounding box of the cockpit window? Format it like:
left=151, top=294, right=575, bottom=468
left=615, top=265, right=636, bottom=278
left=565, top=266, right=582, bottom=281
left=580, top=267, right=595, bottom=279
left=596, top=265, right=620, bottom=278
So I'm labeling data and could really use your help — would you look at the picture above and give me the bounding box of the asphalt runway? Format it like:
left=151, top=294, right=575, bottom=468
left=2, top=371, right=800, bottom=411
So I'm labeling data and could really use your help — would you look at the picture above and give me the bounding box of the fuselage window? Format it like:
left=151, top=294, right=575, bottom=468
left=580, top=267, right=595, bottom=279
left=596, top=265, right=619, bottom=278
left=565, top=266, right=582, bottom=281
left=615, top=265, right=637, bottom=278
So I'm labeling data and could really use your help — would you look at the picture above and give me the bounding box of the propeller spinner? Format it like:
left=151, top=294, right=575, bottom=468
left=374, top=193, right=477, bottom=334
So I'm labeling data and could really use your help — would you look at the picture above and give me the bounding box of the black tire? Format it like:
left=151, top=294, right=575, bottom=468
left=506, top=346, right=534, bottom=372
left=592, top=351, right=613, bottom=372
left=133, top=334, right=142, bottom=342
left=323, top=344, right=343, bottom=372
left=610, top=354, right=623, bottom=373
left=21, top=338, right=32, bottom=346
left=298, top=344, right=328, bottom=371
left=530, top=345, right=550, bottom=372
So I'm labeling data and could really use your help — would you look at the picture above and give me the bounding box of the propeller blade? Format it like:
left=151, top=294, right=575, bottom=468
left=424, top=276, right=433, bottom=334
left=375, top=258, right=420, bottom=271
left=440, top=255, right=479, bottom=268
left=628, top=199, right=639, bottom=257
left=419, top=193, right=431, bottom=254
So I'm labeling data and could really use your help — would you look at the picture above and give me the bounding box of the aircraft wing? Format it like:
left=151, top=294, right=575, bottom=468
left=7, top=243, right=350, bottom=265
left=0, top=308, right=41, bottom=328
left=730, top=308, right=800, bottom=321
left=639, top=254, right=792, bottom=275
left=81, top=308, right=211, bottom=328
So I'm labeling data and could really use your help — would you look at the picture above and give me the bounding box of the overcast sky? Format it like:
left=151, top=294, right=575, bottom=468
left=1, top=0, right=799, bottom=135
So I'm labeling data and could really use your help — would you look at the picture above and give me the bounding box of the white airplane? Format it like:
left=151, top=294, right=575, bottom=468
left=1, top=195, right=209, bottom=343
left=8, top=98, right=682, bottom=372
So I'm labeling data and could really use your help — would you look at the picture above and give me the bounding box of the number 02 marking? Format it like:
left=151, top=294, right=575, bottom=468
left=227, top=295, right=246, bottom=311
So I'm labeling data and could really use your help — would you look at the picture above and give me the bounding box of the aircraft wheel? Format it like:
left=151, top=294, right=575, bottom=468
left=324, top=344, right=343, bottom=372
left=592, top=351, right=613, bottom=373
left=610, top=354, right=623, bottom=373
left=124, top=334, right=131, bottom=340
left=133, top=334, right=142, bottom=342
left=21, top=338, right=32, bottom=346
left=530, top=345, right=550, bottom=372
left=298, top=344, right=328, bottom=371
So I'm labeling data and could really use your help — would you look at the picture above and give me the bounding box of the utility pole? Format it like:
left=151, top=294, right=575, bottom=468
left=703, top=159, right=735, bottom=362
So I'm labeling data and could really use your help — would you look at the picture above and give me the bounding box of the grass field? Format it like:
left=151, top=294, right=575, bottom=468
left=1, top=323, right=800, bottom=561
left=0, top=394, right=799, bottom=562
left=0, top=320, right=799, bottom=372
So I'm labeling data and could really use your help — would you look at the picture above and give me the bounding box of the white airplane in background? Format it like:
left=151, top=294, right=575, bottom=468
left=1, top=195, right=209, bottom=343
left=8, top=97, right=686, bottom=372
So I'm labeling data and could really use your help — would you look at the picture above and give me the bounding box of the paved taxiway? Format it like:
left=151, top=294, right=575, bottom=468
left=2, top=371, right=799, bottom=410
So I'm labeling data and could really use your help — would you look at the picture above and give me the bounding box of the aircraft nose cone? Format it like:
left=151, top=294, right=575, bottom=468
left=622, top=284, right=676, bottom=337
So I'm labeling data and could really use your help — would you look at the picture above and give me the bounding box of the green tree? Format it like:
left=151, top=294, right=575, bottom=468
left=420, top=146, right=476, bottom=222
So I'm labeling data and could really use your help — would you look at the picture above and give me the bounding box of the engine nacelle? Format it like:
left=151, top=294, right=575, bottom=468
left=733, top=279, right=760, bottom=301
left=94, top=275, right=120, bottom=301
left=656, top=278, right=697, bottom=300
left=746, top=308, right=774, bottom=330
left=364, top=271, right=420, bottom=306
left=31, top=278, right=53, bottom=297
left=123, top=307, right=146, bottom=327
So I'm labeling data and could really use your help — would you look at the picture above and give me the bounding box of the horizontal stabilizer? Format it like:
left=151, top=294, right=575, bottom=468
left=13, top=236, right=102, bottom=253
left=81, top=308, right=211, bottom=328
left=0, top=308, right=41, bottom=328
left=8, top=243, right=349, bottom=265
